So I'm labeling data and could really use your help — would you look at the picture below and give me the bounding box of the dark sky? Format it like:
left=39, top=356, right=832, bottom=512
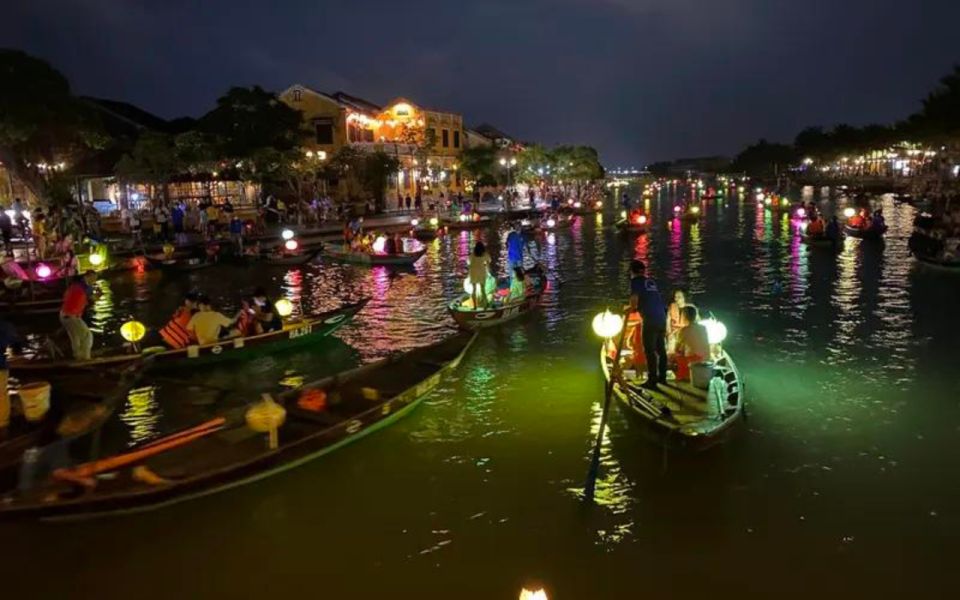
left=4, top=0, right=960, bottom=166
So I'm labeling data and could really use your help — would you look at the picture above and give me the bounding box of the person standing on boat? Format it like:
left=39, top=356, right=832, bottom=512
left=0, top=319, right=23, bottom=430
left=0, top=208, right=13, bottom=256
left=506, top=223, right=524, bottom=272
left=468, top=241, right=491, bottom=309
left=628, top=260, right=668, bottom=390
left=60, top=270, right=99, bottom=360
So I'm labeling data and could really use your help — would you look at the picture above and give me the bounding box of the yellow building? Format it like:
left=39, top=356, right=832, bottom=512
left=279, top=85, right=467, bottom=200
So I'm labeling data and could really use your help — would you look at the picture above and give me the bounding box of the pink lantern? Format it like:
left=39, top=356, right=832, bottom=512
left=35, top=264, right=52, bottom=279
left=284, top=239, right=298, bottom=251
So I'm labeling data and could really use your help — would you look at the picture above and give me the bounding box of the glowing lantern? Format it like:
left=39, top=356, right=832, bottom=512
left=620, top=210, right=627, bottom=220
left=274, top=298, right=294, bottom=318
left=411, top=218, right=420, bottom=227
left=284, top=239, right=299, bottom=251
left=472, top=213, right=480, bottom=221
left=567, top=199, right=574, bottom=206
left=35, top=264, right=52, bottom=279
left=546, top=218, right=557, bottom=228
left=764, top=197, right=772, bottom=206
left=162, top=244, right=175, bottom=258
left=281, top=229, right=295, bottom=241
left=120, top=320, right=146, bottom=343
left=796, top=207, right=806, bottom=218
left=635, top=214, right=648, bottom=225
left=520, top=589, right=548, bottom=600
left=245, top=394, right=286, bottom=449
left=843, top=207, right=856, bottom=218
left=691, top=206, right=701, bottom=214
left=88, top=253, right=104, bottom=266
left=756, top=192, right=765, bottom=202
left=591, top=310, right=624, bottom=339
left=429, top=217, right=439, bottom=227
left=459, top=214, right=469, bottom=222
left=701, top=318, right=728, bottom=345
left=573, top=201, right=582, bottom=209
left=757, top=201, right=764, bottom=209
left=372, top=236, right=387, bottom=254
left=673, top=205, right=681, bottom=213
left=463, top=274, right=496, bottom=296
left=595, top=201, right=602, bottom=209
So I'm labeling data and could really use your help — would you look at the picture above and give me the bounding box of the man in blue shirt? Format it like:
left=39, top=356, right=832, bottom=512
left=506, top=223, right=524, bottom=271
left=629, top=260, right=668, bottom=389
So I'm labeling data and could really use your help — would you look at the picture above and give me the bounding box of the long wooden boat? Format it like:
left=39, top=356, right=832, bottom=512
left=323, top=246, right=426, bottom=266
left=615, top=217, right=650, bottom=233
left=258, top=249, right=319, bottom=266
left=800, top=232, right=840, bottom=248
left=448, top=271, right=546, bottom=330
left=0, top=331, right=477, bottom=520
left=600, top=338, right=744, bottom=450
left=913, top=251, right=960, bottom=271
left=145, top=254, right=215, bottom=271
left=0, top=295, right=62, bottom=316
left=443, top=215, right=492, bottom=230
left=844, top=224, right=886, bottom=240
left=9, top=299, right=368, bottom=376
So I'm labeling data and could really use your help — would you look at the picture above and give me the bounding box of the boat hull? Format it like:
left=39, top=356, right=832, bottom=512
left=323, top=248, right=425, bottom=266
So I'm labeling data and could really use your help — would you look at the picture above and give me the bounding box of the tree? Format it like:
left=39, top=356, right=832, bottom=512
left=514, top=144, right=551, bottom=185
left=551, top=145, right=604, bottom=200
left=0, top=49, right=107, bottom=205
left=115, top=132, right=178, bottom=203
left=460, top=145, right=498, bottom=187
left=360, top=151, right=401, bottom=210
left=323, top=147, right=399, bottom=210
left=729, top=139, right=798, bottom=177
left=912, top=64, right=960, bottom=143
left=646, top=161, right=673, bottom=177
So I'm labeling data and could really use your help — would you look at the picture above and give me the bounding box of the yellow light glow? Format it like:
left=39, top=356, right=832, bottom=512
left=691, top=206, right=701, bottom=214
left=520, top=589, right=548, bottom=600
left=592, top=310, right=623, bottom=339
left=120, top=320, right=146, bottom=343
left=843, top=207, right=856, bottom=218
left=275, top=298, right=294, bottom=318
left=88, top=253, right=104, bottom=266
left=429, top=217, right=439, bottom=227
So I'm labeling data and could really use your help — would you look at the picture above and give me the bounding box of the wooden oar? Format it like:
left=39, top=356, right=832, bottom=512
left=55, top=417, right=226, bottom=480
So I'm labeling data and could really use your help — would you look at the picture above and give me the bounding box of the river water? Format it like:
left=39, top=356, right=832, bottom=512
left=2, top=185, right=958, bottom=599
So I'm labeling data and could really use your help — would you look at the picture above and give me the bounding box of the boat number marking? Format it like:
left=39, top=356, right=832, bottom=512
left=381, top=402, right=391, bottom=416
left=211, top=345, right=223, bottom=355
left=289, top=325, right=313, bottom=339
left=345, top=419, right=363, bottom=434
left=323, top=314, right=346, bottom=325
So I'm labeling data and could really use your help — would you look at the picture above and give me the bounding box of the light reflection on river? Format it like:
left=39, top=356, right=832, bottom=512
left=2, top=186, right=959, bottom=598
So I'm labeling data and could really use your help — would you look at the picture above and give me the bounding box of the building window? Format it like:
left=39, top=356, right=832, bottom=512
left=426, top=128, right=436, bottom=145
left=315, top=118, right=334, bottom=144
left=442, top=129, right=449, bottom=148
left=453, top=130, right=460, bottom=148
left=293, top=89, right=302, bottom=102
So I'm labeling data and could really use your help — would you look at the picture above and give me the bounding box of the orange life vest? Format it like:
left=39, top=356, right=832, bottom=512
left=160, top=307, right=195, bottom=349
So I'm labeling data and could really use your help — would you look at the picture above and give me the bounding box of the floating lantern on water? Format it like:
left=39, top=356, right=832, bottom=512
left=843, top=207, right=856, bottom=218
left=764, top=197, right=772, bottom=206
left=673, top=205, right=681, bottom=214
left=284, top=239, right=299, bottom=251
left=691, top=205, right=701, bottom=214
left=281, top=229, right=295, bottom=241
left=372, top=236, right=387, bottom=253
left=701, top=318, right=728, bottom=345
left=274, top=298, right=294, bottom=318
left=592, top=310, right=624, bottom=339
left=35, top=264, right=52, bottom=279
left=472, top=213, right=480, bottom=221
left=120, top=320, right=146, bottom=343
left=595, top=200, right=603, bottom=209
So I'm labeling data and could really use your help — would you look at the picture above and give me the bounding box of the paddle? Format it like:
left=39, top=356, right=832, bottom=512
left=583, top=309, right=631, bottom=503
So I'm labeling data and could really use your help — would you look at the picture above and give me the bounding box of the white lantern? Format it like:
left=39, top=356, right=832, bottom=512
left=701, top=318, right=728, bottom=345
left=591, top=310, right=623, bottom=339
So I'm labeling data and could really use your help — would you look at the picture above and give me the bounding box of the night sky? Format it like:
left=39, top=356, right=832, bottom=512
left=4, top=0, right=960, bottom=165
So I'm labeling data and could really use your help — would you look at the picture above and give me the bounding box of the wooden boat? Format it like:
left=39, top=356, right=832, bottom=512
left=561, top=200, right=602, bottom=215
left=600, top=338, right=744, bottom=450
left=257, top=249, right=319, bottom=266
left=0, top=331, right=477, bottom=520
left=9, top=299, right=368, bottom=376
left=844, top=224, right=886, bottom=240
left=800, top=232, right=840, bottom=248
left=145, top=254, right=215, bottom=271
left=539, top=215, right=573, bottom=231
left=615, top=215, right=650, bottom=233
left=443, top=215, right=491, bottom=230
left=0, top=295, right=62, bottom=316
left=913, top=252, right=960, bottom=271
left=323, top=246, right=425, bottom=266
left=448, top=269, right=546, bottom=330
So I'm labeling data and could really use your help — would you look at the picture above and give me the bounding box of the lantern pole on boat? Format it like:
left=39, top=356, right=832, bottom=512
left=584, top=308, right=628, bottom=503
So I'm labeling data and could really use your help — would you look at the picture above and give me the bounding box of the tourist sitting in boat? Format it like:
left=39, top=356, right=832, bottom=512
left=807, top=215, right=826, bottom=236
left=160, top=293, right=199, bottom=349
left=468, top=241, right=492, bottom=309
left=672, top=305, right=711, bottom=382
left=252, top=288, right=283, bottom=333
left=666, top=288, right=686, bottom=353
left=870, top=209, right=887, bottom=232
left=186, top=295, right=239, bottom=345
left=57, top=249, right=79, bottom=278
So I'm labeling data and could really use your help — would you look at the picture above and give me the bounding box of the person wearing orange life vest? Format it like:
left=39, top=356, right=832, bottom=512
left=159, top=292, right=199, bottom=349
left=60, top=271, right=99, bottom=360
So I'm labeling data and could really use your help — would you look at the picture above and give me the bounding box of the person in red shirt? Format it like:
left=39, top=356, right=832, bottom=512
left=60, top=270, right=98, bottom=360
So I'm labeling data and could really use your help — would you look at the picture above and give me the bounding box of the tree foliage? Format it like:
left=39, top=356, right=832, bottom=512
left=460, top=145, right=499, bottom=187
left=729, top=139, right=798, bottom=177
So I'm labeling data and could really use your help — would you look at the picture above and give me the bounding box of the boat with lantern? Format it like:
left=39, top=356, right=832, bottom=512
left=322, top=244, right=426, bottom=266
left=615, top=210, right=650, bottom=232
left=562, top=199, right=604, bottom=215
left=448, top=266, right=547, bottom=330
left=442, top=213, right=492, bottom=230
left=0, top=330, right=476, bottom=520
left=9, top=299, right=368, bottom=377
left=410, top=216, right=444, bottom=240
left=597, top=313, right=744, bottom=449
left=843, top=222, right=886, bottom=240
left=145, top=253, right=216, bottom=272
